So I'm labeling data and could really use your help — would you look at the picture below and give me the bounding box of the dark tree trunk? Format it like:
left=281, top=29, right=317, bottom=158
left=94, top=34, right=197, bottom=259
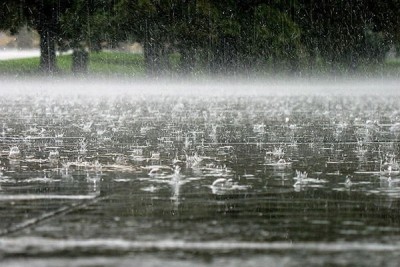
left=209, top=40, right=223, bottom=74
left=210, top=37, right=238, bottom=75
left=178, top=1, right=196, bottom=76
left=72, top=49, right=89, bottom=74
left=144, top=40, right=162, bottom=77
left=308, top=47, right=317, bottom=73
left=34, top=0, right=62, bottom=74
left=179, top=45, right=195, bottom=75
left=36, top=0, right=59, bottom=75
left=38, top=26, right=57, bottom=73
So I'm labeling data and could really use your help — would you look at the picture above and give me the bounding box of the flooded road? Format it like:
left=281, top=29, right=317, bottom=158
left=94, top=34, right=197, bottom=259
left=1, top=80, right=400, bottom=266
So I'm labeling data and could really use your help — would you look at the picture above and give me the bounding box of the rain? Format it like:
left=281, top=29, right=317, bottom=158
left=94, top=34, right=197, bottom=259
left=1, top=1, right=400, bottom=266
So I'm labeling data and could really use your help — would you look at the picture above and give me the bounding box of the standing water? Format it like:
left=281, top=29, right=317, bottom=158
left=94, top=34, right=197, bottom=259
left=1, top=79, right=400, bottom=266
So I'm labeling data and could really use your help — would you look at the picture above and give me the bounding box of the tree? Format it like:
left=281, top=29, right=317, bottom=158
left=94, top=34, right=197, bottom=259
left=115, top=0, right=205, bottom=76
left=201, top=0, right=302, bottom=74
left=367, top=1, right=400, bottom=59
left=295, top=0, right=399, bottom=71
left=0, top=0, right=73, bottom=73
left=59, top=0, right=118, bottom=73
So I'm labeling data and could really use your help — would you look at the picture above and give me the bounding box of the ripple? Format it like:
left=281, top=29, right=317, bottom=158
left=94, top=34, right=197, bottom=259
left=1, top=237, right=400, bottom=254
left=0, top=194, right=98, bottom=201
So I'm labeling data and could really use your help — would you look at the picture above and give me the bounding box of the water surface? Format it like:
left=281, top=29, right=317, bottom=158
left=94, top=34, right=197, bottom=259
left=1, top=80, right=400, bottom=266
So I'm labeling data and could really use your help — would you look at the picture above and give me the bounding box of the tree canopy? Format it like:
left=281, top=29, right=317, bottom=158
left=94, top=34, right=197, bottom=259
left=0, top=0, right=74, bottom=73
left=1, top=0, right=399, bottom=75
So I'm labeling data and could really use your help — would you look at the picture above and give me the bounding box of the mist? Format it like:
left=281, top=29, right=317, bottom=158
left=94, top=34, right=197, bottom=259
left=1, top=76, right=399, bottom=97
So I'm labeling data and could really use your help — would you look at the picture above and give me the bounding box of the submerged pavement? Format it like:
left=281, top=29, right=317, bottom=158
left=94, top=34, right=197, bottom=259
left=1, top=82, right=400, bottom=266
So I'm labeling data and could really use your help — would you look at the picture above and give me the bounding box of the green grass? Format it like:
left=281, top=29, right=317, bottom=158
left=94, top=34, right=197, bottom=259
left=0, top=50, right=399, bottom=77
left=0, top=51, right=145, bottom=76
left=89, top=52, right=145, bottom=75
left=0, top=56, right=42, bottom=74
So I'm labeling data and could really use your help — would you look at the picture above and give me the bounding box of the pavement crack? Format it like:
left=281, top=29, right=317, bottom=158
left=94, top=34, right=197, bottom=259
left=0, top=196, right=105, bottom=237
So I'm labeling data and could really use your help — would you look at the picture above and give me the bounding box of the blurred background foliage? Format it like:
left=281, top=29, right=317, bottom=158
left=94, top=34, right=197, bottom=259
left=0, top=0, right=399, bottom=76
